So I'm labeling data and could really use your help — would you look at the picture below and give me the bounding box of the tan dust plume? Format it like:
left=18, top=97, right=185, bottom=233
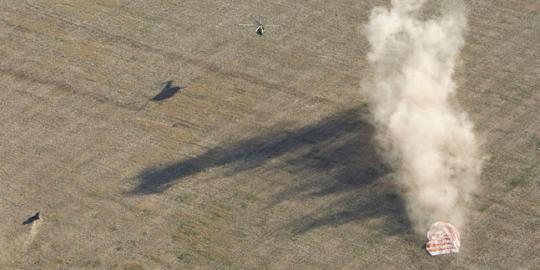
left=23, top=219, right=41, bottom=250
left=362, top=0, right=483, bottom=233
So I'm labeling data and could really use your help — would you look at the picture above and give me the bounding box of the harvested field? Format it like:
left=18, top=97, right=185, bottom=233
left=0, top=0, right=538, bottom=269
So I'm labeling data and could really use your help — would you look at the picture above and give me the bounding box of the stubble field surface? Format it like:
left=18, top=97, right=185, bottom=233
left=0, top=0, right=538, bottom=269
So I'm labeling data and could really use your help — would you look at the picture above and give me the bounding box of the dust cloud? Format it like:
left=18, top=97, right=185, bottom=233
left=362, top=0, right=483, bottom=233
left=23, top=220, right=41, bottom=250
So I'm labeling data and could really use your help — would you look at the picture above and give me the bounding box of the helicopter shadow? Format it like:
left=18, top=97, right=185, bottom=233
left=152, top=80, right=184, bottom=101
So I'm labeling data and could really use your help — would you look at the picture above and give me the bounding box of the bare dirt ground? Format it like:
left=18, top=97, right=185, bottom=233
left=0, top=0, right=538, bottom=269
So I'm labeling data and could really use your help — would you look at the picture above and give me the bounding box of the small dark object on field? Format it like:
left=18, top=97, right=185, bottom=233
left=152, top=81, right=184, bottom=101
left=255, top=24, right=265, bottom=36
left=22, top=212, right=40, bottom=225
left=239, top=16, right=279, bottom=36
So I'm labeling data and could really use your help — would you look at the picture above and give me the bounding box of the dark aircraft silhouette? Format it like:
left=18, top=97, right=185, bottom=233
left=251, top=16, right=265, bottom=36
left=239, top=16, right=279, bottom=36
left=152, top=81, right=184, bottom=101
left=22, top=212, right=40, bottom=225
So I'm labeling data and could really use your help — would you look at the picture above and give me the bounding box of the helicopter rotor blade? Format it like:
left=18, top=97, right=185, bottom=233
left=251, top=15, right=261, bottom=26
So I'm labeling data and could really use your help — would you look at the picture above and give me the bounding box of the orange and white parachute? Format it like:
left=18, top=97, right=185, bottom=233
left=426, top=222, right=461, bottom=256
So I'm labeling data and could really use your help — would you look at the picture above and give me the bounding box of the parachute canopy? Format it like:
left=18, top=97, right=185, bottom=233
left=426, top=221, right=461, bottom=256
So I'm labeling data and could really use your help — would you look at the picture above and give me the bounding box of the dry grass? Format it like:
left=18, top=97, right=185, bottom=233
left=0, top=0, right=538, bottom=269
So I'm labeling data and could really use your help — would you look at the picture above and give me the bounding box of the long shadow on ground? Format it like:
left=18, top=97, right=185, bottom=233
left=131, top=107, right=411, bottom=234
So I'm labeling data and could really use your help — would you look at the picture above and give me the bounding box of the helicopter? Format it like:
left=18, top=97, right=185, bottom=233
left=239, top=16, right=279, bottom=36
